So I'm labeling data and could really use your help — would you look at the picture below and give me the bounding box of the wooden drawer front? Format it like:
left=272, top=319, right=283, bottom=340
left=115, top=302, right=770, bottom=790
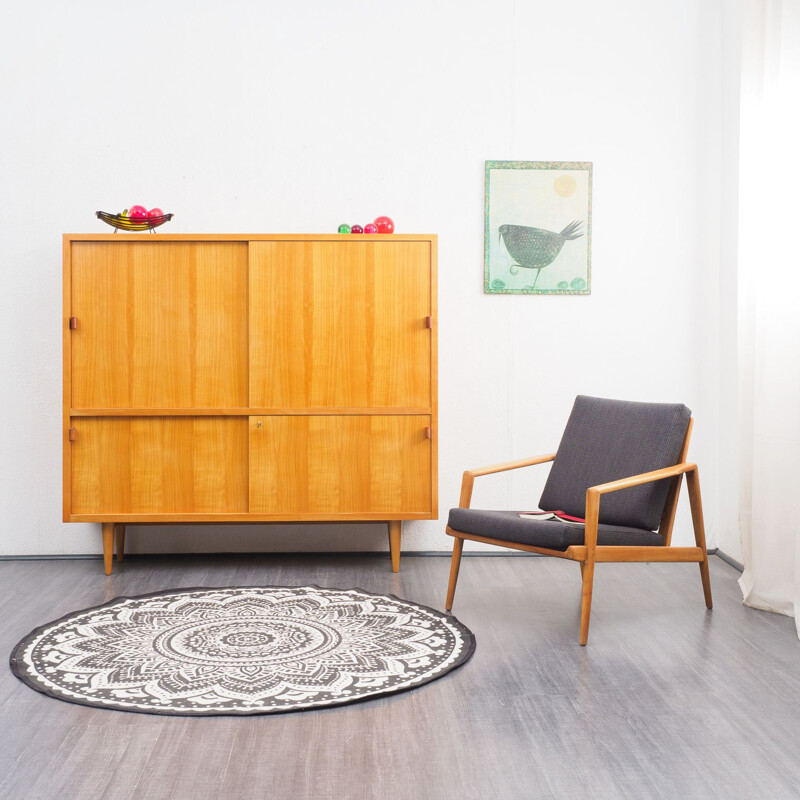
left=71, top=242, right=248, bottom=409
left=72, top=418, right=248, bottom=514
left=249, top=416, right=432, bottom=514
left=249, top=242, right=432, bottom=409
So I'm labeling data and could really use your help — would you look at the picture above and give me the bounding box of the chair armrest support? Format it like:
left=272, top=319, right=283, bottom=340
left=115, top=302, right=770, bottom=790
left=458, top=453, right=557, bottom=508
left=583, top=463, right=697, bottom=549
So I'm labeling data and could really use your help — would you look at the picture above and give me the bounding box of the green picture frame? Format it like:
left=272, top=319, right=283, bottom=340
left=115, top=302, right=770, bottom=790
left=484, top=161, right=592, bottom=295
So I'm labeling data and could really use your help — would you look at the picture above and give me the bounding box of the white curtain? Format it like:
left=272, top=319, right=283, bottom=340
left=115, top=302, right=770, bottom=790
left=737, top=0, right=800, bottom=638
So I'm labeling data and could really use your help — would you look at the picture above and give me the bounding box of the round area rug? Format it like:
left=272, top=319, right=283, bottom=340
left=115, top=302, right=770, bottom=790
left=10, top=585, right=475, bottom=716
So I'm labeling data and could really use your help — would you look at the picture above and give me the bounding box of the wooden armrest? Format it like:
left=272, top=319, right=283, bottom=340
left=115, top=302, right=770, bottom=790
left=583, top=462, right=697, bottom=549
left=587, top=463, right=696, bottom=497
left=466, top=453, right=557, bottom=478
left=459, top=453, right=556, bottom=508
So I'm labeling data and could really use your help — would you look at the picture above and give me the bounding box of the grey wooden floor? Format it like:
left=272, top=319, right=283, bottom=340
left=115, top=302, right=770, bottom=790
left=0, top=553, right=798, bottom=800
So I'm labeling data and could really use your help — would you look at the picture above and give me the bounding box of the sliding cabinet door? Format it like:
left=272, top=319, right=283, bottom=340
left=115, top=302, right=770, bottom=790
left=71, top=417, right=248, bottom=514
left=71, top=242, right=248, bottom=409
left=249, top=241, right=431, bottom=409
left=249, top=415, right=432, bottom=515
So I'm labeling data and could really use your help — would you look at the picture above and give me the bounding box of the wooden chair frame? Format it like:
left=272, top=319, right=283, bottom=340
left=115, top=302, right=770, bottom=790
left=444, top=419, right=712, bottom=645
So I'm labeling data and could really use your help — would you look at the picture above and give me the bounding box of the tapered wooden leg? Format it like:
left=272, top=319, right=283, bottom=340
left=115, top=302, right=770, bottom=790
left=445, top=537, right=464, bottom=611
left=388, top=520, right=402, bottom=573
left=579, top=558, right=595, bottom=645
left=699, top=559, right=713, bottom=609
left=102, top=523, right=114, bottom=576
left=115, top=524, right=126, bottom=563
left=686, top=468, right=713, bottom=609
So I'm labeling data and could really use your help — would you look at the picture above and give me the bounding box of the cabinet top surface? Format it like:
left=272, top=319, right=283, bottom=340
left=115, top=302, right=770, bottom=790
left=64, top=233, right=437, bottom=243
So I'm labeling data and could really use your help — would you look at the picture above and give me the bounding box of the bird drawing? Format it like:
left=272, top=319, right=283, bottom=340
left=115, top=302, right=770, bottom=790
left=498, top=220, right=583, bottom=287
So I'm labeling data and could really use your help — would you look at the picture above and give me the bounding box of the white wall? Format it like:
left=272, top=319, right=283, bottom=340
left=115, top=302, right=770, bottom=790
left=0, top=0, right=729, bottom=556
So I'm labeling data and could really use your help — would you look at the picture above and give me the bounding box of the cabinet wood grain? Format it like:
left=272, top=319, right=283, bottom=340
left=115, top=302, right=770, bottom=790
left=71, top=242, right=248, bottom=409
left=72, top=417, right=249, bottom=514
left=249, top=415, right=432, bottom=514
left=249, top=241, right=431, bottom=408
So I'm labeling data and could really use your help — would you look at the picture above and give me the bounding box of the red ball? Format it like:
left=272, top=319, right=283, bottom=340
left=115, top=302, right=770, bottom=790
left=364, top=223, right=378, bottom=234
left=351, top=224, right=364, bottom=234
left=129, top=205, right=147, bottom=221
left=147, top=207, right=164, bottom=219
left=374, top=216, right=394, bottom=234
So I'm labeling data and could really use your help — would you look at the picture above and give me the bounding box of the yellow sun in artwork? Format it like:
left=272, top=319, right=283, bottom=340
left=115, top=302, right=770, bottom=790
left=553, top=174, right=577, bottom=197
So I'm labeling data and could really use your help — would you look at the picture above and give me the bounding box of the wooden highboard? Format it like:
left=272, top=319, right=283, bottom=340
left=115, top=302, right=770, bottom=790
left=63, top=234, right=438, bottom=574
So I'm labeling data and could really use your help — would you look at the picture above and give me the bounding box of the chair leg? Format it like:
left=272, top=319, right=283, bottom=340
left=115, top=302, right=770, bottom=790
left=579, top=559, right=595, bottom=646
left=686, top=468, right=713, bottom=609
left=445, top=537, right=464, bottom=611
left=699, top=558, right=713, bottom=609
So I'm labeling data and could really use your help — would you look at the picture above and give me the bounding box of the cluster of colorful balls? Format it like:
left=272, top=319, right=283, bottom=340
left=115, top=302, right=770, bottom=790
left=338, top=216, right=394, bottom=235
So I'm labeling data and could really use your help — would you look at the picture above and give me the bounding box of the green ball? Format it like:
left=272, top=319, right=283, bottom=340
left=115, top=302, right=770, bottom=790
left=337, top=224, right=351, bottom=234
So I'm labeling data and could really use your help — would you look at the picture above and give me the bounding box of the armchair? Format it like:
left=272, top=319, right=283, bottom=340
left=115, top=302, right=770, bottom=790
left=445, top=396, right=712, bottom=645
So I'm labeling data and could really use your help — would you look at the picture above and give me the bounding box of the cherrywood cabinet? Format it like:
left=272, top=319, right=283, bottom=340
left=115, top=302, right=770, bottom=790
left=63, top=234, right=438, bottom=574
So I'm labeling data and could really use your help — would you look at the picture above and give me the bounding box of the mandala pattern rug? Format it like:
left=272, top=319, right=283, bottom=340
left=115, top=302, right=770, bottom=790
left=10, top=586, right=475, bottom=716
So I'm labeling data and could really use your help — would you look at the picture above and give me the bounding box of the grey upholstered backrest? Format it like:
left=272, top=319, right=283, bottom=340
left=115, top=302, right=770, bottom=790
left=538, top=396, right=692, bottom=531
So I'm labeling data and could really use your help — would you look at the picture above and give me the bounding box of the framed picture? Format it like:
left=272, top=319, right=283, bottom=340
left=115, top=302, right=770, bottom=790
left=484, top=161, right=592, bottom=295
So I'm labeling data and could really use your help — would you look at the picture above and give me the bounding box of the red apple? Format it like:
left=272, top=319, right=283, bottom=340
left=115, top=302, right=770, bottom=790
left=147, top=207, right=164, bottom=218
left=129, top=205, right=147, bottom=221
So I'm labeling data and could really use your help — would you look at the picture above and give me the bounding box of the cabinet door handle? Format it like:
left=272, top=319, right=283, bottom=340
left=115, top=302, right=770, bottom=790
left=424, top=316, right=432, bottom=329
left=68, top=427, right=78, bottom=442
left=425, top=426, right=432, bottom=439
left=69, top=317, right=78, bottom=330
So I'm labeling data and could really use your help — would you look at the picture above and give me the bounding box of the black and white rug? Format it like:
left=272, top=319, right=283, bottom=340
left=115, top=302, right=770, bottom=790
left=10, top=585, right=475, bottom=716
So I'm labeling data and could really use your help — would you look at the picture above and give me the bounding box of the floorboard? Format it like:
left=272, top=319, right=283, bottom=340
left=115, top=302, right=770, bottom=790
left=0, top=553, right=797, bottom=800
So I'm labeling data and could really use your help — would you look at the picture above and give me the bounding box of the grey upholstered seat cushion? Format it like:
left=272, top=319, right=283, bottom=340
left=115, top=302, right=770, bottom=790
left=538, top=396, right=691, bottom=531
left=448, top=508, right=664, bottom=551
